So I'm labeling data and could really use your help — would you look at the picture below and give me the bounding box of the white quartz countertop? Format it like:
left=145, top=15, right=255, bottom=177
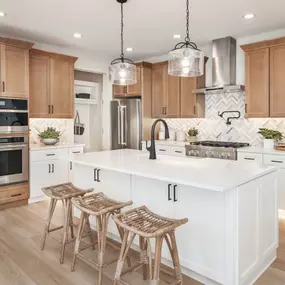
left=72, top=149, right=277, bottom=192
left=142, top=140, right=188, bottom=147
left=237, top=146, right=285, bottom=155
left=29, top=143, right=85, bottom=151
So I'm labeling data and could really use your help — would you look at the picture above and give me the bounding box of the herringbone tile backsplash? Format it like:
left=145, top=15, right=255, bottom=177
left=166, top=91, right=285, bottom=147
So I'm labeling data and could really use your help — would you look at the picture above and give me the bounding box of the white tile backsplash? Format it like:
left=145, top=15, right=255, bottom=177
left=166, top=91, right=285, bottom=147
left=29, top=119, right=74, bottom=144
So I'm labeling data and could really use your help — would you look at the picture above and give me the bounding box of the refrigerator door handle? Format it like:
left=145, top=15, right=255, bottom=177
left=117, top=106, right=122, bottom=145
left=121, top=106, right=127, bottom=146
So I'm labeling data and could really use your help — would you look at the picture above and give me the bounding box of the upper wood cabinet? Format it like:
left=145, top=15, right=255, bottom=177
left=242, top=37, right=285, bottom=118
left=0, top=37, right=33, bottom=99
left=29, top=49, right=77, bottom=118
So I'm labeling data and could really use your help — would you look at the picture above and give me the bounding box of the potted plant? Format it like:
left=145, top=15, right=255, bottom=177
left=258, top=128, right=283, bottom=149
left=38, top=127, right=62, bottom=145
left=187, top=127, right=199, bottom=143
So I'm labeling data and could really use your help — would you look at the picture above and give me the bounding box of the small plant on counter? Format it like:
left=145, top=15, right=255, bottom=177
left=188, top=127, right=199, bottom=137
left=38, top=127, right=62, bottom=145
left=258, top=128, right=283, bottom=141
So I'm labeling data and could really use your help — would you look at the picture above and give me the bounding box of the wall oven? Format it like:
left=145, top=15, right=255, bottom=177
left=0, top=98, right=28, bottom=133
left=0, top=135, right=28, bottom=186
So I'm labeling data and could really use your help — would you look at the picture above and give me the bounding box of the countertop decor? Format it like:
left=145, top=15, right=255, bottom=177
left=38, top=127, right=62, bottom=145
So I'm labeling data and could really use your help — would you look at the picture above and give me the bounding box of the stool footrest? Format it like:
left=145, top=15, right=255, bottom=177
left=48, top=225, right=63, bottom=233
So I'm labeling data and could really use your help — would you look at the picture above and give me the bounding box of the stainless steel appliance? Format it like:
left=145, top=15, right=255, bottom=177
left=186, top=141, right=249, bottom=160
left=0, top=98, right=28, bottom=133
left=0, top=134, right=29, bottom=185
left=111, top=99, right=142, bottom=150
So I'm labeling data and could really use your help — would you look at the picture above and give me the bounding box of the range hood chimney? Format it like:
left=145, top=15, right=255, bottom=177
left=194, top=36, right=244, bottom=93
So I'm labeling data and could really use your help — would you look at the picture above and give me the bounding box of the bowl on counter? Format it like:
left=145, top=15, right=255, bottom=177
left=41, top=138, right=59, bottom=145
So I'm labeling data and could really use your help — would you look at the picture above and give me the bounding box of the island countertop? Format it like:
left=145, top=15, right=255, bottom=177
left=72, top=149, right=277, bottom=192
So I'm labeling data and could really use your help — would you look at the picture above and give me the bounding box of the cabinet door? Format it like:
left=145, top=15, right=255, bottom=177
left=165, top=75, right=180, bottom=118
left=0, top=45, right=29, bottom=98
left=270, top=45, right=285, bottom=117
left=113, top=85, right=127, bottom=97
left=127, top=67, right=141, bottom=96
left=30, top=161, right=51, bottom=198
left=180, top=77, right=197, bottom=118
left=245, top=48, right=269, bottom=117
left=52, top=160, right=69, bottom=185
left=49, top=58, right=74, bottom=118
left=152, top=65, right=167, bottom=118
left=29, top=55, right=50, bottom=117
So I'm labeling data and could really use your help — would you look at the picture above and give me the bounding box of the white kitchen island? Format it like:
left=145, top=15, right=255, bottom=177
left=72, top=149, right=278, bottom=285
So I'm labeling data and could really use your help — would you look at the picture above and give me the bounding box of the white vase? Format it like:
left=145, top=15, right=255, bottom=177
left=263, top=139, right=275, bottom=149
left=187, top=136, right=197, bottom=143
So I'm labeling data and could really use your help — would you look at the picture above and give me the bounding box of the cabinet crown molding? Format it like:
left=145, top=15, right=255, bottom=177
left=30, top=48, right=78, bottom=63
left=241, top=37, right=285, bottom=52
left=0, top=36, right=34, bottom=49
left=135, top=61, right=152, bottom=68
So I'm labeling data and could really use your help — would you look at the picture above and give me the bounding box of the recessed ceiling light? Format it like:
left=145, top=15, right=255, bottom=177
left=73, top=33, right=82, bottom=38
left=173, top=34, right=181, bottom=39
left=126, top=47, right=133, bottom=52
left=0, top=11, right=6, bottom=17
left=243, top=13, right=255, bottom=19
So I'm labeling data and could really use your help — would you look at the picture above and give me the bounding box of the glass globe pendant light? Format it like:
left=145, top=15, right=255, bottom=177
left=109, top=0, right=137, bottom=85
left=168, top=0, right=204, bottom=77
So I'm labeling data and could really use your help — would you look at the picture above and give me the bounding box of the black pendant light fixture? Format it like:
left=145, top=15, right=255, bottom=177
left=109, top=0, right=137, bottom=86
left=168, top=0, right=204, bottom=77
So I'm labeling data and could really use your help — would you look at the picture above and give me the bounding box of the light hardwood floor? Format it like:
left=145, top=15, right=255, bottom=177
left=0, top=200, right=284, bottom=285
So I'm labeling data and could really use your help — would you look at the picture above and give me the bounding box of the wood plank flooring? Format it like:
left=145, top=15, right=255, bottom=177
left=0, top=200, right=284, bottom=285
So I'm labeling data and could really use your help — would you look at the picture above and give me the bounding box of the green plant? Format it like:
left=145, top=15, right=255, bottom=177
left=188, top=127, right=199, bottom=137
left=258, top=128, right=283, bottom=141
left=38, top=127, right=62, bottom=140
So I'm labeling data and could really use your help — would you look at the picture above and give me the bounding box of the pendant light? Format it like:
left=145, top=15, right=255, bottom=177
left=168, top=0, right=204, bottom=77
left=109, top=0, right=137, bottom=86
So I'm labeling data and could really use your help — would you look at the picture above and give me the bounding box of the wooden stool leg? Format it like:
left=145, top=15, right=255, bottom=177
left=116, top=222, right=132, bottom=268
left=139, top=236, right=148, bottom=280
left=69, top=203, right=74, bottom=239
left=60, top=199, right=71, bottom=264
left=169, top=231, right=183, bottom=284
left=40, top=198, right=57, bottom=250
left=85, top=215, right=95, bottom=250
left=153, top=236, right=163, bottom=282
left=71, top=211, right=86, bottom=271
left=114, top=230, right=130, bottom=285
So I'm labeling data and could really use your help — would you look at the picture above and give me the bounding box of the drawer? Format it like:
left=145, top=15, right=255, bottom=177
left=69, top=146, right=84, bottom=156
left=237, top=152, right=263, bottom=164
left=263, top=154, right=285, bottom=167
left=0, top=183, right=29, bottom=205
left=156, top=145, right=170, bottom=156
left=170, top=146, right=185, bottom=157
left=30, top=148, right=69, bottom=162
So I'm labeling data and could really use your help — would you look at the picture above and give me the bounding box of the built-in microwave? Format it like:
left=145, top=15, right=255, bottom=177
left=0, top=98, right=28, bottom=133
left=0, top=134, right=29, bottom=186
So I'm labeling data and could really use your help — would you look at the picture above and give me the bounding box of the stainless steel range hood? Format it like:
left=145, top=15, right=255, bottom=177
left=194, top=36, right=245, bottom=93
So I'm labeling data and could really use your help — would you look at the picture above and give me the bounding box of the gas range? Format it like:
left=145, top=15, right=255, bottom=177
left=185, top=141, right=250, bottom=160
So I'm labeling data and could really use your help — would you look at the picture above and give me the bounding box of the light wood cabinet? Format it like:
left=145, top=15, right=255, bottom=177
left=270, top=45, right=285, bottom=117
left=126, top=67, right=141, bottom=96
left=29, top=49, right=77, bottom=118
left=0, top=37, right=33, bottom=98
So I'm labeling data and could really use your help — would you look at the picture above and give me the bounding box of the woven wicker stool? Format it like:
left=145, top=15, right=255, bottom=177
left=71, top=192, right=133, bottom=285
left=40, top=183, right=93, bottom=264
left=112, top=206, right=188, bottom=285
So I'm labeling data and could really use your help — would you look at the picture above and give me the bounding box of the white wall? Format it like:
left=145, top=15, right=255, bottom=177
left=144, top=28, right=285, bottom=87
left=33, top=43, right=114, bottom=150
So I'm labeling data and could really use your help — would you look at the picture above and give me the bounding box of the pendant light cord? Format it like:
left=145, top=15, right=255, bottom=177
left=120, top=2, right=124, bottom=60
left=185, top=0, right=190, bottom=43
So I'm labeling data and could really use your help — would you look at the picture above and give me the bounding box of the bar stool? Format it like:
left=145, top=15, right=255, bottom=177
left=40, top=183, right=93, bottom=264
left=71, top=192, right=133, bottom=285
left=113, top=206, right=188, bottom=285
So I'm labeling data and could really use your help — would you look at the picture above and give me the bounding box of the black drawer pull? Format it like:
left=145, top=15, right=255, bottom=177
left=48, top=164, right=51, bottom=173
left=46, top=154, right=55, bottom=156
left=97, top=169, right=101, bottom=182
left=72, top=151, right=81, bottom=154
left=168, top=184, right=172, bottom=201
left=271, top=160, right=283, bottom=164
left=174, top=185, right=178, bottom=202
left=11, top=193, right=22, bottom=197
left=175, top=151, right=183, bottom=154
left=159, top=149, right=166, bottom=152
left=94, top=168, right=97, bottom=182
left=244, top=157, right=255, bottom=161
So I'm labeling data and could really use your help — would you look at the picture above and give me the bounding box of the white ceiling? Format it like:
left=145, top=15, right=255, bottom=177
left=0, top=0, right=285, bottom=61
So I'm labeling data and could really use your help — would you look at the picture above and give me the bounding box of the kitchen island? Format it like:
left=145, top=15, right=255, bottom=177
left=72, top=149, right=278, bottom=285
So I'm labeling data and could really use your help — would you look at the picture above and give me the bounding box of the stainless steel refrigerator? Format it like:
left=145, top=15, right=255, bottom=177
left=111, top=99, right=142, bottom=150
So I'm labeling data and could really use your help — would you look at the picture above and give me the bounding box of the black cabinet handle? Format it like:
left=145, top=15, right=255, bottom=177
left=194, top=105, right=196, bottom=115
left=11, top=193, right=22, bottom=197
left=174, top=185, right=178, bottom=202
left=244, top=157, right=255, bottom=161
left=52, top=164, right=54, bottom=173
left=70, top=162, right=72, bottom=170
left=168, top=184, right=172, bottom=201
left=48, top=105, right=51, bottom=114
left=72, top=151, right=81, bottom=154
left=48, top=164, right=51, bottom=173
left=159, top=149, right=167, bottom=152
left=46, top=153, right=55, bottom=156
left=94, top=168, right=97, bottom=182
left=97, top=169, right=101, bottom=182
left=52, top=105, right=54, bottom=114
left=271, top=160, right=283, bottom=164
left=175, top=151, right=183, bottom=154
left=2, top=82, right=5, bottom=92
